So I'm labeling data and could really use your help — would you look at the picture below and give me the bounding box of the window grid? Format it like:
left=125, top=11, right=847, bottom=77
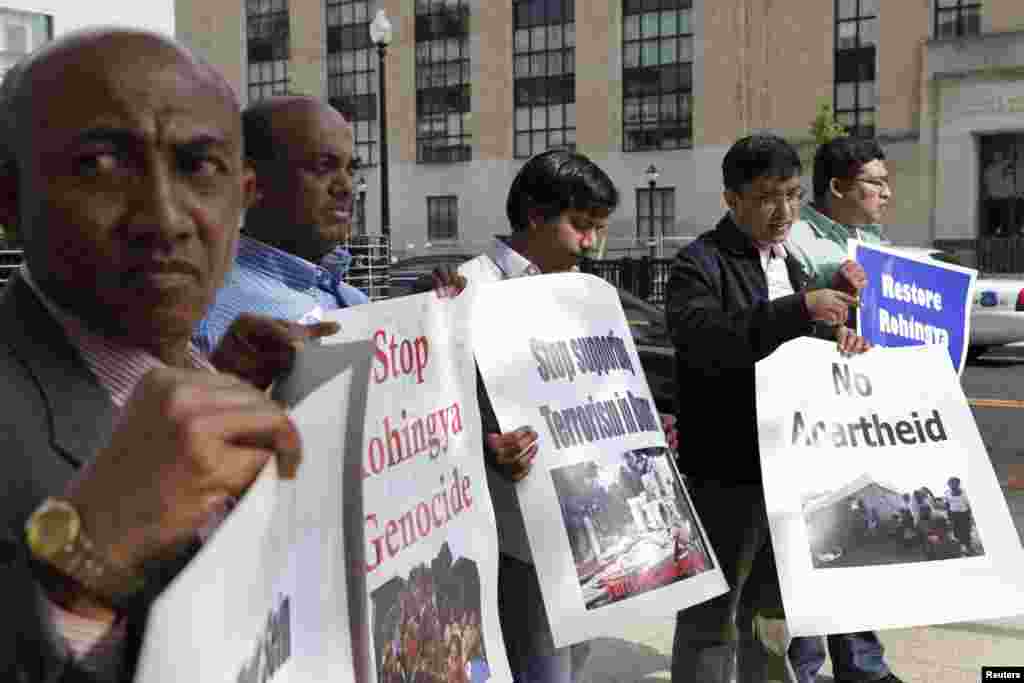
left=326, top=0, right=377, bottom=167
left=512, top=0, right=576, bottom=159
left=935, top=0, right=982, bottom=39
left=636, top=187, right=677, bottom=240
left=246, top=0, right=290, bottom=102
left=0, top=9, right=51, bottom=81
left=415, top=0, right=471, bottom=164
left=834, top=0, right=877, bottom=139
left=427, top=195, right=459, bottom=241
left=622, top=0, right=694, bottom=152
left=978, top=135, right=1024, bottom=238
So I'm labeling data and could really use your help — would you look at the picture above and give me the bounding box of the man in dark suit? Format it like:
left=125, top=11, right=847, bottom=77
left=0, top=28, right=306, bottom=681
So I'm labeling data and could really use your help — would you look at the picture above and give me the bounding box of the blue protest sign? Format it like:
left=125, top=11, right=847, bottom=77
left=850, top=241, right=977, bottom=375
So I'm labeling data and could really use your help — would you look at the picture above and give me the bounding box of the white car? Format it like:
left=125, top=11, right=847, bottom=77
left=895, top=247, right=1024, bottom=359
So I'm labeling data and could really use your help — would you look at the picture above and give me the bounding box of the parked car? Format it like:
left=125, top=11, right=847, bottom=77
left=894, top=247, right=1024, bottom=359
left=388, top=254, right=678, bottom=414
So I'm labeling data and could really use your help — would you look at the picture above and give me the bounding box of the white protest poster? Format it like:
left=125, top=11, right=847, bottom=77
left=136, top=338, right=374, bottom=682
left=472, top=272, right=727, bottom=648
left=300, top=291, right=512, bottom=683
left=757, top=338, right=1024, bottom=637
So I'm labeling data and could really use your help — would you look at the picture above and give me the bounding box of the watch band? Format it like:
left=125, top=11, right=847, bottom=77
left=25, top=498, right=145, bottom=607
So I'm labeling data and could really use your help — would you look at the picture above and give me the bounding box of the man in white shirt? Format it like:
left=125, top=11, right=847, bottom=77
left=455, top=150, right=619, bottom=683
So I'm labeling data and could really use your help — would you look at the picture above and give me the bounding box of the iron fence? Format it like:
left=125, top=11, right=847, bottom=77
left=580, top=256, right=674, bottom=305
left=0, top=249, right=22, bottom=285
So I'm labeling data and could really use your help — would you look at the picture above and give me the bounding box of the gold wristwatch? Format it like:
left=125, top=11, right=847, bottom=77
left=25, top=498, right=145, bottom=606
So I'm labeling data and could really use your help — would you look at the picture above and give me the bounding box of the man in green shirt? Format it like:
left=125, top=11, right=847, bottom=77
left=787, top=137, right=892, bottom=294
left=785, top=137, right=906, bottom=682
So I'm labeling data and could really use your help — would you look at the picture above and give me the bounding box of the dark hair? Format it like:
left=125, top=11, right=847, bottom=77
left=721, top=135, right=802, bottom=193
left=812, top=136, right=886, bottom=204
left=505, top=149, right=619, bottom=232
left=241, top=94, right=326, bottom=163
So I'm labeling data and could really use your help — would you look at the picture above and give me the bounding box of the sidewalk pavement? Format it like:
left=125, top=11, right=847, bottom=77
left=580, top=487, right=1024, bottom=683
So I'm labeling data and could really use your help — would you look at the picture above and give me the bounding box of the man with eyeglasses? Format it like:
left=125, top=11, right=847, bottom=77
left=665, top=135, right=877, bottom=683
left=786, top=136, right=892, bottom=298
left=779, top=137, right=905, bottom=683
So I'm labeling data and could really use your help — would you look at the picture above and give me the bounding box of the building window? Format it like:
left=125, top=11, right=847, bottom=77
left=637, top=187, right=676, bottom=242
left=246, top=0, right=290, bottom=102
left=622, top=0, right=693, bottom=152
left=979, top=135, right=1024, bottom=238
left=427, top=195, right=459, bottom=241
left=326, top=0, right=377, bottom=167
left=0, top=9, right=51, bottom=80
left=513, top=0, right=575, bottom=159
left=415, top=0, right=471, bottom=163
left=834, top=0, right=877, bottom=138
left=935, top=0, right=981, bottom=39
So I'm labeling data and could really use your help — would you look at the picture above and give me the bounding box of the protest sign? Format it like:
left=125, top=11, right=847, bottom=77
left=305, top=291, right=510, bottom=683
left=472, top=273, right=727, bottom=648
left=137, top=292, right=511, bottom=683
left=851, top=240, right=977, bottom=374
left=136, top=339, right=373, bottom=682
left=757, top=338, right=1024, bottom=637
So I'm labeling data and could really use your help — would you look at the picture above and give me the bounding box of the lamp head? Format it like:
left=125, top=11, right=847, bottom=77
left=645, top=164, right=660, bottom=186
left=369, top=10, right=393, bottom=46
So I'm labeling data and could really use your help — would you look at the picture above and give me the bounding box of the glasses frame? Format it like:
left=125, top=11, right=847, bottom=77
left=748, top=186, right=806, bottom=214
left=852, top=176, right=891, bottom=193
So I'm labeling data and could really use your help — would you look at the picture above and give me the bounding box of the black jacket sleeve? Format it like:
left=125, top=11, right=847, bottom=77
left=0, top=534, right=115, bottom=683
left=665, top=249, right=814, bottom=371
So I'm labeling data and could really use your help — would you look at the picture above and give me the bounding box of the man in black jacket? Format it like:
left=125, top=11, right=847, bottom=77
left=665, top=135, right=897, bottom=683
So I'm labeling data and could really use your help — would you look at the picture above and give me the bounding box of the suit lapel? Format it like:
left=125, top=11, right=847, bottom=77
left=1, top=274, right=115, bottom=469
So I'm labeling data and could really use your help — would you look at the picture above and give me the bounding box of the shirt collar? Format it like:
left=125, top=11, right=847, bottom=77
left=801, top=203, right=883, bottom=240
left=486, top=236, right=543, bottom=280
left=319, top=245, right=354, bottom=277
left=18, top=264, right=212, bottom=408
left=756, top=242, right=787, bottom=260
left=237, top=234, right=339, bottom=293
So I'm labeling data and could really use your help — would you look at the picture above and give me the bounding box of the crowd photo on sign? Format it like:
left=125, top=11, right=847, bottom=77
left=802, top=473, right=985, bottom=569
left=551, top=448, right=713, bottom=610
left=2, top=12, right=1024, bottom=683
left=372, top=543, right=490, bottom=683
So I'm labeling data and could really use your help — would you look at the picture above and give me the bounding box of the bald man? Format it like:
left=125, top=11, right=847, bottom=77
left=0, top=29, right=303, bottom=681
left=194, top=95, right=368, bottom=358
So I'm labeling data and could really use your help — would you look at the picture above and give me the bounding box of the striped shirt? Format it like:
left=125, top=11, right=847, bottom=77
left=20, top=265, right=215, bottom=681
left=194, top=236, right=369, bottom=354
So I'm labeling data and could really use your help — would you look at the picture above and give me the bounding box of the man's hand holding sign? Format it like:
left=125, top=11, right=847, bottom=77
left=850, top=240, right=977, bottom=374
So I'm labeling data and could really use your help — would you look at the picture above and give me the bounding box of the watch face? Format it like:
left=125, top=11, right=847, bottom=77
left=28, top=501, right=79, bottom=559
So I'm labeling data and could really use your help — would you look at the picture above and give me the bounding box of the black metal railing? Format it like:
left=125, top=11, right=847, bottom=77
left=580, top=256, right=674, bottom=305
left=0, top=249, right=22, bottom=285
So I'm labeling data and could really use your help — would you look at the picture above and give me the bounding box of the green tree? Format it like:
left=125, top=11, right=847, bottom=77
left=809, top=100, right=848, bottom=145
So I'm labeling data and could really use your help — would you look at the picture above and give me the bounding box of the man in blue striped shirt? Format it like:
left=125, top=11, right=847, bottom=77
left=195, top=95, right=368, bottom=355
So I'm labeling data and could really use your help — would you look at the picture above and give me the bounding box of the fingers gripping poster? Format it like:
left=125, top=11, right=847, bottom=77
left=471, top=273, right=727, bottom=648
left=136, top=291, right=512, bottom=683
left=136, top=338, right=373, bottom=682
left=756, top=338, right=1024, bottom=637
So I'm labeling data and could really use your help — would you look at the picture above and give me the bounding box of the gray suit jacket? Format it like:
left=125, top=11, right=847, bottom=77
left=0, top=273, right=190, bottom=682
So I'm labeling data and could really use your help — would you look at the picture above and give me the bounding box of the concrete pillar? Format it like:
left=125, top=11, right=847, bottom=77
left=289, top=0, right=326, bottom=98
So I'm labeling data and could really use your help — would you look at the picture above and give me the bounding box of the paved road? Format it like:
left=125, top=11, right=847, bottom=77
left=963, top=351, right=1024, bottom=542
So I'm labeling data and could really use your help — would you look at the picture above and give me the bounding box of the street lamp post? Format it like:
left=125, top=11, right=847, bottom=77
left=356, top=175, right=368, bottom=236
left=370, top=10, right=392, bottom=240
left=645, top=164, right=660, bottom=258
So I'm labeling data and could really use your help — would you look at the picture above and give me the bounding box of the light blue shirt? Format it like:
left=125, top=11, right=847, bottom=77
left=194, top=235, right=369, bottom=354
